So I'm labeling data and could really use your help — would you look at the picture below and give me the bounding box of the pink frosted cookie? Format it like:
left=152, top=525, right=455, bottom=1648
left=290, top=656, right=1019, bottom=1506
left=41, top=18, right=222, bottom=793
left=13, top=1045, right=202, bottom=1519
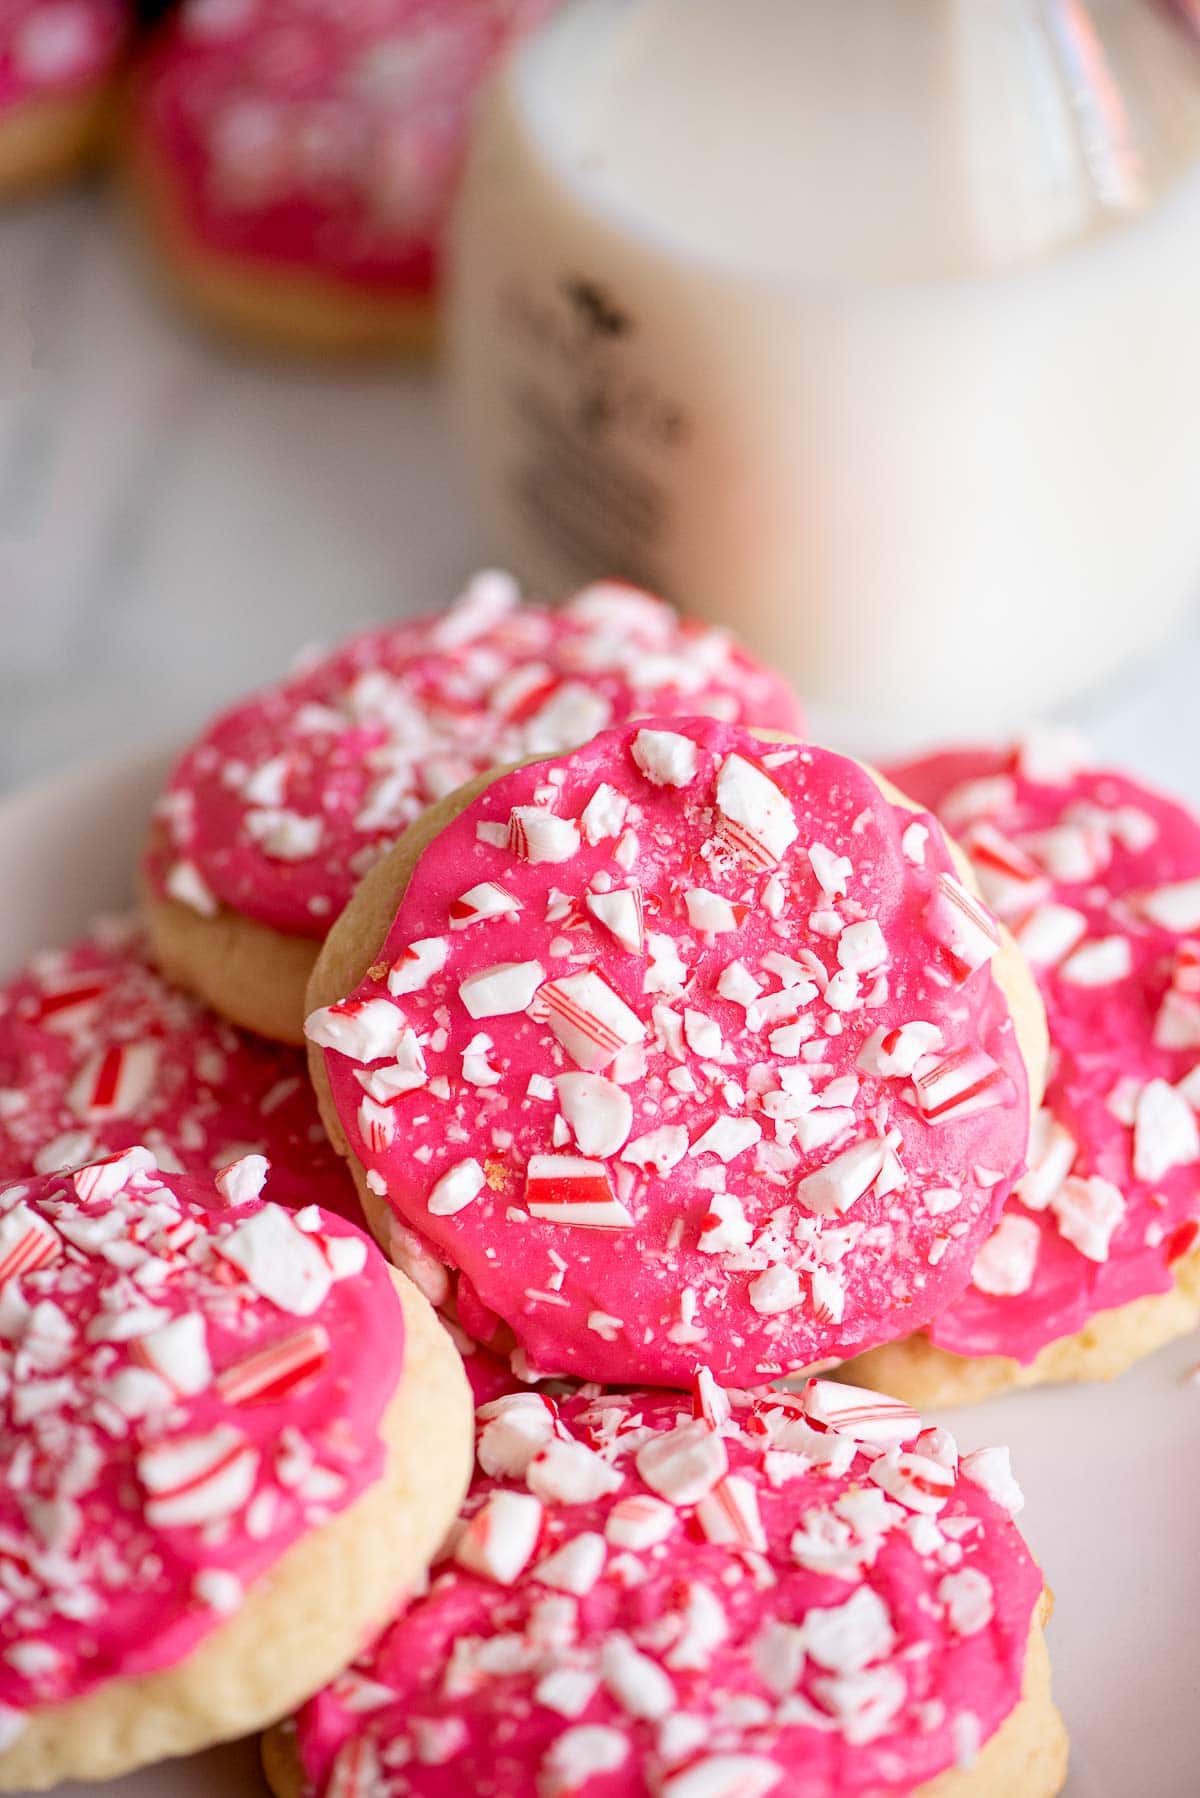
left=848, top=737, right=1200, bottom=1405
left=123, top=0, right=559, bottom=352
left=143, top=576, right=804, bottom=1045
left=306, top=717, right=1044, bottom=1388
left=264, top=1374, right=1066, bottom=1798
left=0, top=0, right=127, bottom=193
left=0, top=1147, right=472, bottom=1789
left=0, top=915, right=358, bottom=1220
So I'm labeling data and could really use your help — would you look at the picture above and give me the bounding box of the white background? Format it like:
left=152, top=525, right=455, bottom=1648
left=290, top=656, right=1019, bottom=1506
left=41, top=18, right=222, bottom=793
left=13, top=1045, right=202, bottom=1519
left=2, top=184, right=1200, bottom=1798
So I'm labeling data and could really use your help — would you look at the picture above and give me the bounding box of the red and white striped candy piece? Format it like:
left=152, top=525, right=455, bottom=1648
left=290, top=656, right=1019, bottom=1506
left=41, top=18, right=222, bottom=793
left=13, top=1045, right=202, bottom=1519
left=961, top=822, right=1050, bottom=921
left=216, top=1324, right=331, bottom=1405
left=454, top=1489, right=543, bottom=1585
left=868, top=1448, right=955, bottom=1514
left=449, top=882, right=522, bottom=929
left=604, top=1493, right=677, bottom=1550
left=538, top=970, right=644, bottom=1073
left=138, top=1425, right=259, bottom=1528
left=715, top=753, right=799, bottom=871
left=585, top=885, right=645, bottom=954
left=71, top=1145, right=157, bottom=1204
left=912, top=1046, right=1009, bottom=1124
left=507, top=807, right=581, bottom=864
left=325, top=1734, right=384, bottom=1798
left=924, top=873, right=1000, bottom=979
left=692, top=1365, right=732, bottom=1428
left=26, top=972, right=109, bottom=1030
left=525, top=1157, right=634, bottom=1229
left=0, top=1202, right=62, bottom=1286
left=131, top=1314, right=212, bottom=1397
left=304, top=996, right=411, bottom=1064
left=387, top=936, right=448, bottom=996
left=695, top=1473, right=767, bottom=1552
left=801, top=1378, right=920, bottom=1448
left=67, top=1041, right=160, bottom=1121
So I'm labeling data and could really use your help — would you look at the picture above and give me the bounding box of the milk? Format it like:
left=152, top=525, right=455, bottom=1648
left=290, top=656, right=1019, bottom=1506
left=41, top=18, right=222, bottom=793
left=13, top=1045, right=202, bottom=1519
left=447, top=0, right=1200, bottom=749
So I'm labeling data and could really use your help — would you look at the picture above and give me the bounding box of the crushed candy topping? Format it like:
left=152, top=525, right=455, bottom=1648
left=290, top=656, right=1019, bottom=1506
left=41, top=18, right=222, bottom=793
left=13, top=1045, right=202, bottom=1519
left=0, top=1151, right=401, bottom=1717
left=888, top=740, right=1200, bottom=1361
left=0, top=917, right=356, bottom=1219
left=289, top=1373, right=1039, bottom=1798
left=130, top=0, right=559, bottom=295
left=312, top=719, right=1028, bottom=1387
left=147, top=578, right=803, bottom=939
left=0, top=0, right=125, bottom=107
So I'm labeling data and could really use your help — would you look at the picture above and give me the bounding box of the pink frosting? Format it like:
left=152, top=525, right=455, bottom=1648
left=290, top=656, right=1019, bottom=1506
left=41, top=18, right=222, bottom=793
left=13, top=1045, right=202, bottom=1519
left=0, top=1148, right=403, bottom=1729
left=310, top=718, right=1030, bottom=1387
left=0, top=916, right=359, bottom=1220
left=146, top=578, right=804, bottom=941
left=131, top=0, right=559, bottom=295
left=291, top=1373, right=1040, bottom=1798
left=886, top=737, right=1200, bottom=1363
left=0, top=0, right=125, bottom=109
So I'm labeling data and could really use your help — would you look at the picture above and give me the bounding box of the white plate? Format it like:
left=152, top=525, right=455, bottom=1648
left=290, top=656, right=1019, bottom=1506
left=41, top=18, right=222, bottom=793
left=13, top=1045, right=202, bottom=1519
left=0, top=751, right=1197, bottom=1798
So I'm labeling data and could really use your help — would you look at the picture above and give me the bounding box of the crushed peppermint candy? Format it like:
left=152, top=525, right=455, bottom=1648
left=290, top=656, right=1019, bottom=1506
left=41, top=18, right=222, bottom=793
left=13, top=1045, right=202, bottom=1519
left=0, top=919, right=357, bottom=1219
left=0, top=1152, right=402, bottom=1715
left=1, top=1, right=126, bottom=106
left=128, top=0, right=562, bottom=300
left=884, top=742, right=1200, bottom=1364
left=312, top=718, right=1029, bottom=1387
left=146, top=580, right=802, bottom=940
left=286, top=1374, right=1044, bottom=1798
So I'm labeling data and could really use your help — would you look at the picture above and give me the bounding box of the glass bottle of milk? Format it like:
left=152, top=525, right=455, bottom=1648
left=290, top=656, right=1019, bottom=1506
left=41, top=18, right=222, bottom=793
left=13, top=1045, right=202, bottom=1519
left=447, top=0, right=1200, bottom=749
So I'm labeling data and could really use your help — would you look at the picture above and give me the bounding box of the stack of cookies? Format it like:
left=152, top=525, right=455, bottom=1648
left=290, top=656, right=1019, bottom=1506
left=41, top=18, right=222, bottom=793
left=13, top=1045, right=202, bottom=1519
left=11, top=573, right=1199, bottom=1795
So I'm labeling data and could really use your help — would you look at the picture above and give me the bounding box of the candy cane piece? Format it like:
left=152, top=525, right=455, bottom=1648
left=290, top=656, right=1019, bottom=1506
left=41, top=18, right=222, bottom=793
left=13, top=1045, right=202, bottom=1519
left=217, top=1325, right=331, bottom=1405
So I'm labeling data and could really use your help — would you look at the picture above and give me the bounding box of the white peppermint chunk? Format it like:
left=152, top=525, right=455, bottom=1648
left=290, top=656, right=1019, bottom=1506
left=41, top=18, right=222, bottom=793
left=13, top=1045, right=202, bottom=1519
left=1059, top=935, right=1131, bottom=987
left=243, top=808, right=323, bottom=861
left=697, top=1190, right=752, bottom=1254
left=600, top=1634, right=676, bottom=1720
left=837, top=920, right=888, bottom=975
left=856, top=1021, right=942, bottom=1079
left=716, top=754, right=799, bottom=868
left=804, top=1587, right=896, bottom=1675
left=685, top=889, right=741, bottom=934
left=304, top=997, right=409, bottom=1063
left=938, top=1568, right=994, bottom=1636
left=586, top=887, right=644, bottom=954
left=460, top=960, right=544, bottom=1019
left=527, top=1438, right=622, bottom=1505
left=1133, top=1078, right=1200, bottom=1183
left=454, top=1490, right=542, bottom=1585
left=631, top=729, right=699, bottom=788
left=540, top=971, right=645, bottom=1072
left=971, top=1213, right=1040, bottom=1296
left=580, top=783, right=629, bottom=844
left=748, top=1263, right=802, bottom=1314
left=508, top=807, right=581, bottom=863
left=959, top=1445, right=1025, bottom=1516
left=533, top=1532, right=606, bottom=1596
left=555, top=1073, right=632, bottom=1158
left=717, top=960, right=763, bottom=1007
left=1139, top=877, right=1200, bottom=934
left=809, top=843, right=852, bottom=898
left=1049, top=1175, right=1125, bottom=1262
left=622, top=1126, right=689, bottom=1173
left=690, top=1116, right=761, bottom=1163
left=428, top=1158, right=486, bottom=1217
left=165, top=859, right=218, bottom=916
left=795, top=1137, right=887, bottom=1217
left=540, top=1727, right=628, bottom=1797
left=214, top=1153, right=269, bottom=1206
left=636, top=1419, right=728, bottom=1504
left=387, top=936, right=448, bottom=995
left=476, top=1393, right=556, bottom=1478
left=1013, top=902, right=1087, bottom=968
left=220, top=1205, right=333, bottom=1314
left=1016, top=1109, right=1077, bottom=1211
left=450, top=882, right=522, bottom=929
